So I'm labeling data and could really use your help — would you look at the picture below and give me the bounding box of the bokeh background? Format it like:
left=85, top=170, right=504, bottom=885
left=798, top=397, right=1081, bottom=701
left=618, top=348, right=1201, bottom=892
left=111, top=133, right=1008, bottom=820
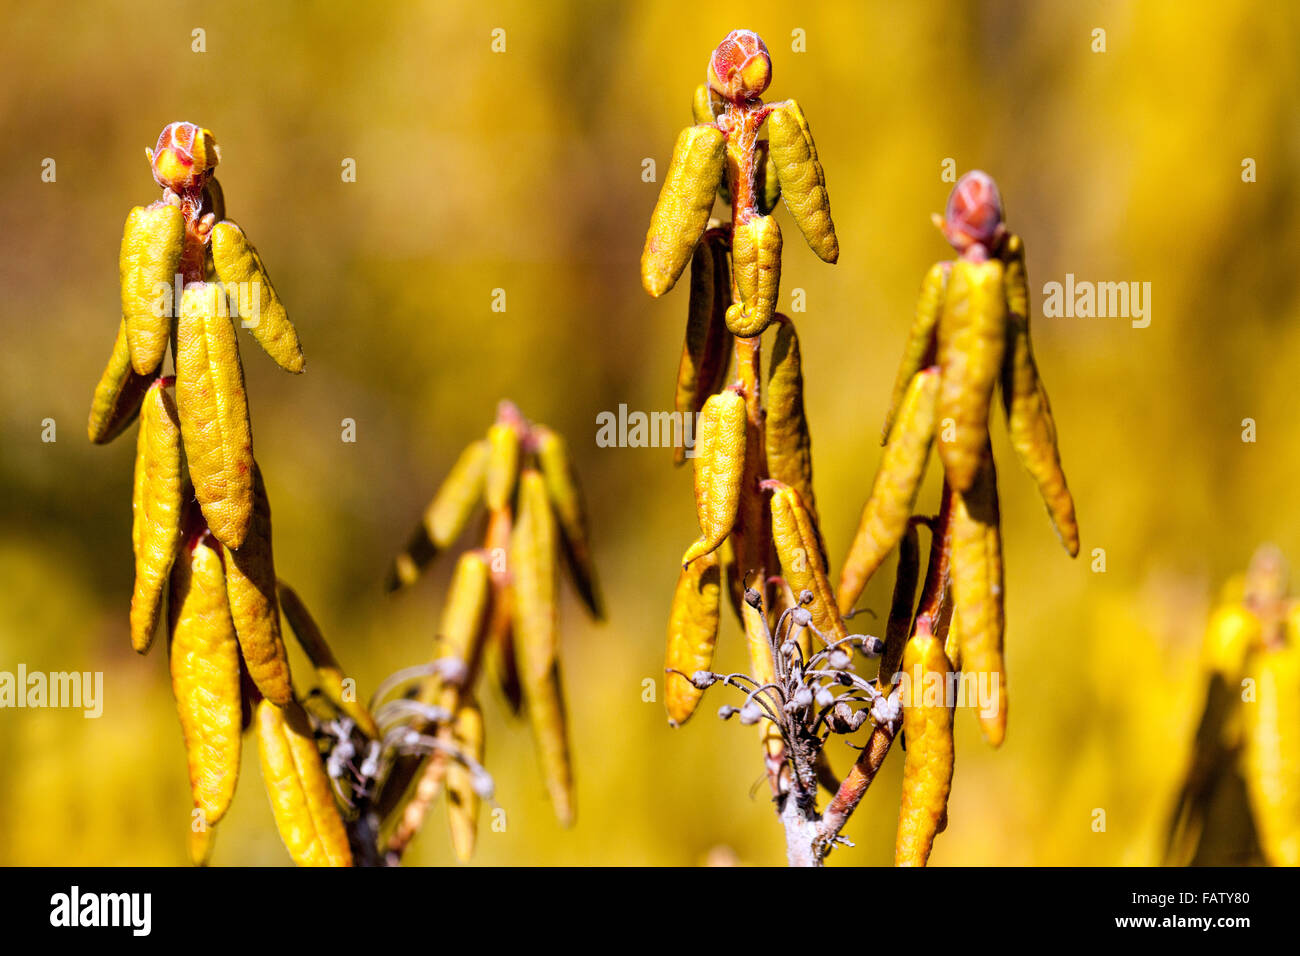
left=1, top=0, right=1298, bottom=865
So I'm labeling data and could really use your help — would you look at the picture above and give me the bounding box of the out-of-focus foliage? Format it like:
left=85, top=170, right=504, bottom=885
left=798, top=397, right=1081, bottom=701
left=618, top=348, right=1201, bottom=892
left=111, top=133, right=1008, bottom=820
left=1, top=0, right=1298, bottom=865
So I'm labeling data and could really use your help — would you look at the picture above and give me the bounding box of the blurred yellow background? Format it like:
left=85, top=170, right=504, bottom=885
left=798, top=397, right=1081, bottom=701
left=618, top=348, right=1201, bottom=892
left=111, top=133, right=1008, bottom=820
left=1, top=0, right=1298, bottom=865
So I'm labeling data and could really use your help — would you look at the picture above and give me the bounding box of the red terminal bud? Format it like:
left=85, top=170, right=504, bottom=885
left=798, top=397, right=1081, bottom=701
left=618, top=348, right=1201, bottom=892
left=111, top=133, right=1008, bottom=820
left=707, top=30, right=771, bottom=102
left=939, top=170, right=1004, bottom=253
left=147, top=122, right=219, bottom=193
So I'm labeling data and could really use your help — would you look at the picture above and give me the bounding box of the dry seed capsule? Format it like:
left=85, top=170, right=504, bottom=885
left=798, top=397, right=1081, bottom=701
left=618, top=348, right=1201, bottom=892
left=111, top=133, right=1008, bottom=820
left=278, top=581, right=380, bottom=739
left=726, top=214, right=781, bottom=337
left=511, top=469, right=574, bottom=825
left=222, top=466, right=293, bottom=706
left=765, top=315, right=817, bottom=521
left=175, top=281, right=254, bottom=549
left=120, top=203, right=185, bottom=376
left=674, top=237, right=733, bottom=465
left=641, top=126, right=726, bottom=298
left=168, top=537, right=242, bottom=825
left=766, top=100, right=838, bottom=263
left=88, top=319, right=152, bottom=444
left=838, top=368, right=940, bottom=614
left=385, top=438, right=490, bottom=591
left=895, top=620, right=955, bottom=866
left=999, top=234, right=1078, bottom=556
left=535, top=425, right=604, bottom=620
left=256, top=699, right=353, bottom=867
left=681, top=388, right=747, bottom=567
left=949, top=459, right=1006, bottom=746
left=768, top=480, right=845, bottom=643
left=210, top=221, right=305, bottom=374
left=484, top=422, right=521, bottom=512
left=936, top=258, right=1006, bottom=493
left=883, top=262, right=950, bottom=442
left=1242, top=639, right=1300, bottom=866
left=446, top=697, right=485, bottom=862
left=129, top=381, right=186, bottom=653
left=664, top=548, right=722, bottom=726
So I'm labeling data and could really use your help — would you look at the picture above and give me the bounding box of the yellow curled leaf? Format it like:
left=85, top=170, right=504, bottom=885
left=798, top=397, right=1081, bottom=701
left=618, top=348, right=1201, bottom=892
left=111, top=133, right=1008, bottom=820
left=691, top=83, right=723, bottom=126
left=936, top=258, right=1006, bottom=493
left=256, top=699, right=353, bottom=867
left=88, top=319, right=152, bottom=444
left=641, top=125, right=726, bottom=298
left=487, top=597, right=522, bottom=714
left=765, top=315, right=816, bottom=521
left=278, top=580, right=380, bottom=739
left=130, top=381, right=185, bottom=653
left=210, top=220, right=305, bottom=374
left=201, top=177, right=226, bottom=227
left=838, top=368, right=940, bottom=614
left=756, top=140, right=781, bottom=217
left=511, top=469, right=573, bottom=825
left=883, top=262, right=950, bottom=442
left=168, top=538, right=242, bottom=825
left=485, top=421, right=521, bottom=512
left=535, top=425, right=604, bottom=620
left=446, top=696, right=485, bottom=862
left=1241, top=640, right=1300, bottom=866
left=766, top=100, right=838, bottom=263
left=943, top=604, right=962, bottom=672
left=949, top=458, right=1006, bottom=746
left=475, top=506, right=522, bottom=715
left=1000, top=234, right=1078, bottom=556
left=1202, top=604, right=1261, bottom=682
left=385, top=438, right=489, bottom=591
left=188, top=822, right=215, bottom=867
left=176, top=281, right=254, bottom=549
left=120, top=203, right=184, bottom=375
left=664, top=548, right=722, bottom=726
left=726, top=214, right=781, bottom=337
left=718, top=535, right=745, bottom=624
left=768, top=480, right=845, bottom=643
left=221, top=465, right=293, bottom=706
left=511, top=470, right=558, bottom=675
left=895, top=621, right=955, bottom=866
left=682, top=388, right=746, bottom=567
left=674, top=235, right=733, bottom=465
left=421, top=550, right=493, bottom=707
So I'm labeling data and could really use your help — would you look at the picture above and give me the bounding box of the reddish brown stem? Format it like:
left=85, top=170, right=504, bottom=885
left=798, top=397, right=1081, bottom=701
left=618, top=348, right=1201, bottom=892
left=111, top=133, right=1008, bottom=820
left=916, top=482, right=955, bottom=628
left=815, top=722, right=897, bottom=856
